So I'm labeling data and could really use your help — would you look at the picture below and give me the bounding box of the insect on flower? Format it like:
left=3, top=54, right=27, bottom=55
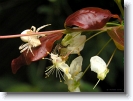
left=19, top=24, right=51, bottom=55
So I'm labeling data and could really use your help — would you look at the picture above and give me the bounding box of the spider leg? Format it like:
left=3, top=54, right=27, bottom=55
left=19, top=43, right=29, bottom=50
left=30, top=47, right=34, bottom=56
left=26, top=45, right=34, bottom=56
left=19, top=45, right=28, bottom=53
left=26, top=46, right=30, bottom=56
left=36, top=24, right=51, bottom=32
left=25, top=37, right=34, bottom=56
left=36, top=24, right=51, bottom=38
left=31, top=26, right=36, bottom=32
left=19, top=44, right=24, bottom=50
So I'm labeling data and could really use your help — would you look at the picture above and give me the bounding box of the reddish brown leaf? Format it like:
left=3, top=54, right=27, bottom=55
left=11, top=54, right=29, bottom=74
left=65, top=7, right=121, bottom=31
left=11, top=32, right=63, bottom=74
left=107, top=25, right=124, bottom=50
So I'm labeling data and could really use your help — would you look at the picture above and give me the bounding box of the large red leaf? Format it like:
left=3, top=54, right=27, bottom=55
left=65, top=7, right=121, bottom=30
left=107, top=25, right=124, bottom=50
left=11, top=32, right=63, bottom=74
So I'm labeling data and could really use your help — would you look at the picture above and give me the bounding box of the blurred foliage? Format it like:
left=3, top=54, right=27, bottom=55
left=0, top=0, right=124, bottom=92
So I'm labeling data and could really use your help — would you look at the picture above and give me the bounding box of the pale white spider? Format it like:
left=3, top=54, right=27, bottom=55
left=19, top=24, right=51, bottom=55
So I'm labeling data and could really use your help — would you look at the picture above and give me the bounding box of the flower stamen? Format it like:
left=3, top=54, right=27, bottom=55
left=45, top=53, right=72, bottom=82
left=45, top=65, right=55, bottom=78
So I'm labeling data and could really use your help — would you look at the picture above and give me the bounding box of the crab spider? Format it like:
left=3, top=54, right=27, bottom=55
left=19, top=24, right=51, bottom=56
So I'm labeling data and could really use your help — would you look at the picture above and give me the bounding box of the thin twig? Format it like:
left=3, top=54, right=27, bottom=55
left=0, top=29, right=65, bottom=39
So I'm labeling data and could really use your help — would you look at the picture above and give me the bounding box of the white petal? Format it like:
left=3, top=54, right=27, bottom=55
left=58, top=62, right=72, bottom=79
left=67, top=35, right=86, bottom=54
left=70, top=56, right=83, bottom=76
left=72, top=87, right=80, bottom=92
left=64, top=78, right=80, bottom=92
left=74, top=72, right=83, bottom=81
left=90, top=56, right=107, bottom=74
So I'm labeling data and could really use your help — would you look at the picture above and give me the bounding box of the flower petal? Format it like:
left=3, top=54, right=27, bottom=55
left=61, top=32, right=86, bottom=54
left=90, top=56, right=109, bottom=80
left=70, top=56, right=83, bottom=76
left=90, top=56, right=107, bottom=74
left=58, top=62, right=72, bottom=79
left=74, top=72, right=83, bottom=81
left=67, top=35, right=86, bottom=54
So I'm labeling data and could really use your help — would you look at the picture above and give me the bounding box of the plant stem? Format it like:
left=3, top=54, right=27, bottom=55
left=93, top=79, right=100, bottom=89
left=114, top=0, right=124, bottom=17
left=0, top=26, right=114, bottom=39
left=85, top=30, right=106, bottom=42
left=106, top=48, right=117, bottom=67
left=97, top=39, right=112, bottom=55
left=0, top=29, right=65, bottom=39
left=106, top=22, right=120, bottom=26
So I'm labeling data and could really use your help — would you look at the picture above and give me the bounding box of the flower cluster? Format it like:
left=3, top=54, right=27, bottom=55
left=45, top=53, right=83, bottom=92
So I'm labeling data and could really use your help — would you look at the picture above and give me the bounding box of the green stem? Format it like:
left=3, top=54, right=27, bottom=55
left=106, top=22, right=120, bottom=26
left=79, top=38, right=112, bottom=79
left=106, top=48, right=117, bottom=67
left=85, top=30, right=106, bottom=42
left=97, top=39, right=112, bottom=55
left=114, top=0, right=124, bottom=17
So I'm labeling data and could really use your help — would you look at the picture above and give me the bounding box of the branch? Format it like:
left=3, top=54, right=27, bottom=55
left=0, top=29, right=65, bottom=39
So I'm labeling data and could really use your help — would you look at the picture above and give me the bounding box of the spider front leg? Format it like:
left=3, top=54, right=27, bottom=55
left=36, top=24, right=51, bottom=32
left=31, top=26, right=36, bottom=32
left=33, top=24, right=51, bottom=38
left=30, top=24, right=51, bottom=38
left=19, top=43, right=29, bottom=52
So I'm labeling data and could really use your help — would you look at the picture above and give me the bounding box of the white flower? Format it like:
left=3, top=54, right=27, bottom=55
left=90, top=56, right=109, bottom=80
left=64, top=56, right=83, bottom=92
left=45, top=53, right=72, bottom=82
left=61, top=32, right=86, bottom=55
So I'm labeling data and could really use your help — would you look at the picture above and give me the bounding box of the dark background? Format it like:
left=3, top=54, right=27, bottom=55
left=0, top=0, right=124, bottom=92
